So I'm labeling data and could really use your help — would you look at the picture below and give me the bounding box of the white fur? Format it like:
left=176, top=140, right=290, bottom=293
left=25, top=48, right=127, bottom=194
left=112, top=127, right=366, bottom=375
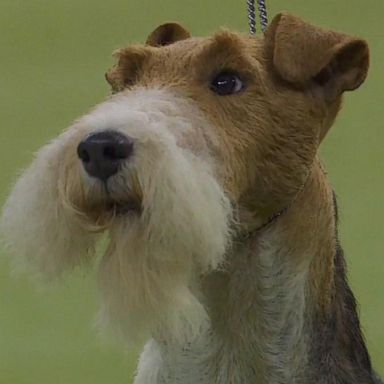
left=1, top=87, right=317, bottom=384
left=1, top=88, right=232, bottom=345
left=0, top=135, right=99, bottom=278
left=133, top=229, right=310, bottom=384
left=1, top=87, right=312, bottom=384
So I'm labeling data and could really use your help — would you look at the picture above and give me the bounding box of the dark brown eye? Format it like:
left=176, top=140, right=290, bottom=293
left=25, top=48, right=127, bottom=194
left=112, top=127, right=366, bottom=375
left=210, top=71, right=244, bottom=96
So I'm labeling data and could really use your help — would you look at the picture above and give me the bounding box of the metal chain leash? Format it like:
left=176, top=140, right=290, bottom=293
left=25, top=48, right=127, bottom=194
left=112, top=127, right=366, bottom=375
left=258, top=0, right=268, bottom=32
left=247, top=0, right=257, bottom=34
left=247, top=0, right=268, bottom=34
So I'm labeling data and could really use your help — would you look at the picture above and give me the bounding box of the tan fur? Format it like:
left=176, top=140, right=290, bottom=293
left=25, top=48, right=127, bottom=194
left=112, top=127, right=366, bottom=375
left=1, top=12, right=377, bottom=384
left=146, top=22, right=191, bottom=47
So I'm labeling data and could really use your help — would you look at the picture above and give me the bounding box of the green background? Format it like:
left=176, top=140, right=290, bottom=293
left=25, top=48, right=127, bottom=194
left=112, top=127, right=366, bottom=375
left=0, top=0, right=383, bottom=382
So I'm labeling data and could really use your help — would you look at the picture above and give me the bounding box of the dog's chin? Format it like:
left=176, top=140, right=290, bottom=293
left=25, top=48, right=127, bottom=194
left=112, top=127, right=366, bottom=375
left=112, top=200, right=142, bottom=216
left=75, top=195, right=142, bottom=229
left=76, top=174, right=143, bottom=225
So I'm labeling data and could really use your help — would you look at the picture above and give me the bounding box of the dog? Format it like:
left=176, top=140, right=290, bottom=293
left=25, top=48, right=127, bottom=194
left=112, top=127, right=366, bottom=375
left=1, top=12, right=381, bottom=384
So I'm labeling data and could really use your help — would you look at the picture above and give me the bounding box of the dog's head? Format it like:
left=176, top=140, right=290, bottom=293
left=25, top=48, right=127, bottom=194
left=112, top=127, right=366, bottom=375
left=1, top=13, right=369, bottom=343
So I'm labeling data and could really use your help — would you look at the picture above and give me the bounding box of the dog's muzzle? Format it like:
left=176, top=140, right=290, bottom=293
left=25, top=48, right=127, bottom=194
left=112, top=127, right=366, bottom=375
left=77, top=130, right=134, bottom=181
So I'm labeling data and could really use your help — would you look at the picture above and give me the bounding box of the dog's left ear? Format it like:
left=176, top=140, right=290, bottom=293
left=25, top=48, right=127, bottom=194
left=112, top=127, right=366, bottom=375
left=146, top=22, right=191, bottom=47
left=265, top=13, right=369, bottom=97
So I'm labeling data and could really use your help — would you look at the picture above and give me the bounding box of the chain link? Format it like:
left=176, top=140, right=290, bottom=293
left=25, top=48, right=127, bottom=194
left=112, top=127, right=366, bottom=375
left=247, top=0, right=256, bottom=34
left=247, top=0, right=268, bottom=34
left=258, top=0, right=268, bottom=32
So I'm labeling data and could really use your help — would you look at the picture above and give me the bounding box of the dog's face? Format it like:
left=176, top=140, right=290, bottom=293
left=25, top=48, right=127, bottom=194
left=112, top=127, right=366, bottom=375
left=104, top=14, right=368, bottom=227
left=1, top=13, right=369, bottom=343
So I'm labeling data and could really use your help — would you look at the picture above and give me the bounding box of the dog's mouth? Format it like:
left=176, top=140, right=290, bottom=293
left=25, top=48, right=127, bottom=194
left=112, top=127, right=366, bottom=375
left=96, top=176, right=143, bottom=217
left=110, top=200, right=142, bottom=216
left=77, top=194, right=142, bottom=226
left=75, top=165, right=143, bottom=224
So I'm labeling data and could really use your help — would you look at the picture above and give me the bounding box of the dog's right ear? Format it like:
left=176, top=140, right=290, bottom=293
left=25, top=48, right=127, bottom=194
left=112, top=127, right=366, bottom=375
left=146, top=22, right=191, bottom=47
left=264, top=13, right=369, bottom=98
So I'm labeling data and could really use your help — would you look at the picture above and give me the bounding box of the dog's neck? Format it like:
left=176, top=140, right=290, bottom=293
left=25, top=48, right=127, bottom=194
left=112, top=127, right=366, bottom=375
left=142, top=161, right=375, bottom=384
left=198, top=160, right=373, bottom=383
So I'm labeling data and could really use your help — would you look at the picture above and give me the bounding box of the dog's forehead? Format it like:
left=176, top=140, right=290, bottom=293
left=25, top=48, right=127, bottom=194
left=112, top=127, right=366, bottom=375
left=159, top=31, right=262, bottom=60
left=107, top=30, right=265, bottom=94
left=121, top=30, right=263, bottom=69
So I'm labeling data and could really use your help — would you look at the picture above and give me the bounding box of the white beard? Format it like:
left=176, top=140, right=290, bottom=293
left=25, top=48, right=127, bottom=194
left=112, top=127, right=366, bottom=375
left=1, top=88, right=233, bottom=344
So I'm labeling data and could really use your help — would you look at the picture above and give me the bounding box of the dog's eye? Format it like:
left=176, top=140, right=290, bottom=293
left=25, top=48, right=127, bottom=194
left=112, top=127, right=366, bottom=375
left=210, top=71, right=244, bottom=96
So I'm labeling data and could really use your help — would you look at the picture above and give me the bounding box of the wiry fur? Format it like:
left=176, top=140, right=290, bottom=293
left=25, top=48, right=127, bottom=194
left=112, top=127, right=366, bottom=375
left=93, top=91, right=232, bottom=343
left=1, top=12, right=381, bottom=384
left=1, top=134, right=99, bottom=277
left=2, top=90, right=232, bottom=343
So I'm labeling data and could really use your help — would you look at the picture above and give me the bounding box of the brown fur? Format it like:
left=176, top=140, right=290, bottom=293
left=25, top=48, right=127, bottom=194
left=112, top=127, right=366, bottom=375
left=106, top=16, right=368, bottom=228
left=146, top=22, right=191, bottom=47
left=2, top=12, right=379, bottom=383
left=105, top=13, right=377, bottom=382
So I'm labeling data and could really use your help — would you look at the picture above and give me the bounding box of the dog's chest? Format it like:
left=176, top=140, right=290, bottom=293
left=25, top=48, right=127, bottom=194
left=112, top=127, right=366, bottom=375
left=134, top=336, right=216, bottom=384
left=134, top=330, right=260, bottom=384
left=134, top=238, right=308, bottom=384
left=159, top=343, right=213, bottom=384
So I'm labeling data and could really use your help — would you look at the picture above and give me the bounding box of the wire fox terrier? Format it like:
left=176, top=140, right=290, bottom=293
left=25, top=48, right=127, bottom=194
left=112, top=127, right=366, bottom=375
left=1, top=12, right=382, bottom=384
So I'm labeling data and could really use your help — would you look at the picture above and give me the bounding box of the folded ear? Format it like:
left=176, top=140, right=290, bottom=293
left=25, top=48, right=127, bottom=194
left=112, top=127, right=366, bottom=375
left=146, top=22, right=191, bottom=47
left=265, top=13, right=369, bottom=96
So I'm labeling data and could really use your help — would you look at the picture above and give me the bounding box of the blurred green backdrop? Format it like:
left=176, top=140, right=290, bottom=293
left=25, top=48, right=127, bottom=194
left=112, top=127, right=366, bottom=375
left=0, top=0, right=383, bottom=382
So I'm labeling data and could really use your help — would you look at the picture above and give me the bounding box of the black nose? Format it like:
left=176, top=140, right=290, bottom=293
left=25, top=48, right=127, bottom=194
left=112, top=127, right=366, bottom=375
left=77, top=131, right=134, bottom=181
